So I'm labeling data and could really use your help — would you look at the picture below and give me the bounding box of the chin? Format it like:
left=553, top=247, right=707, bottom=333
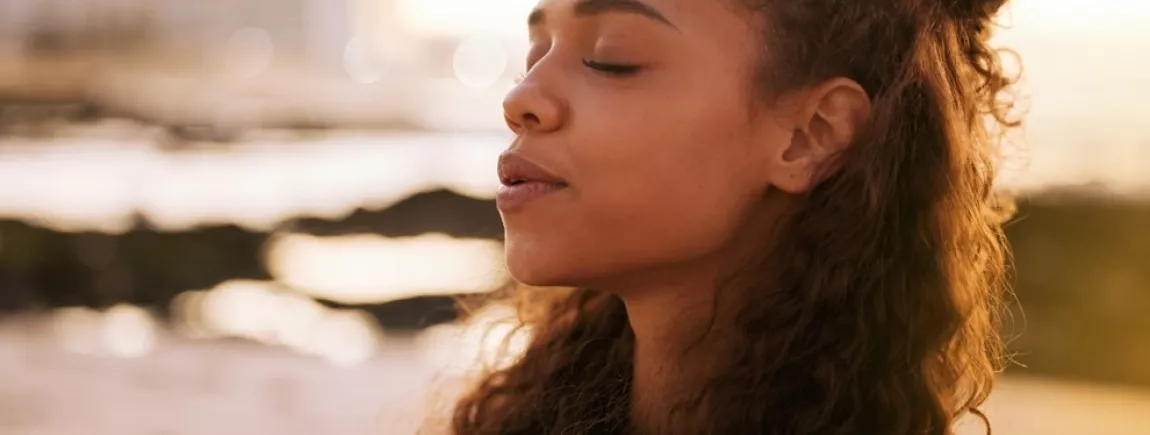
left=503, top=239, right=606, bottom=288
left=505, top=247, right=642, bottom=292
left=505, top=252, right=578, bottom=288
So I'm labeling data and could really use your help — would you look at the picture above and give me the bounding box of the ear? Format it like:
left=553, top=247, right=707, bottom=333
left=767, top=78, right=871, bottom=194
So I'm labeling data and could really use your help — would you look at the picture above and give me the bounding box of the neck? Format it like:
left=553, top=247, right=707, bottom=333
left=619, top=272, right=718, bottom=432
left=603, top=198, right=793, bottom=431
left=601, top=258, right=742, bottom=432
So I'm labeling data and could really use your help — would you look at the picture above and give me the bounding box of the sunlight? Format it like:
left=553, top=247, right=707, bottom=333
left=0, top=134, right=505, bottom=233
left=417, top=305, right=531, bottom=375
left=265, top=233, right=507, bottom=305
left=173, top=280, right=383, bottom=367
left=1004, top=0, right=1150, bottom=38
left=51, top=305, right=158, bottom=358
left=101, top=305, right=158, bottom=359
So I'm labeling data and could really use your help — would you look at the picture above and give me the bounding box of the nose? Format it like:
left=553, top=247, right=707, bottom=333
left=503, top=80, right=565, bottom=135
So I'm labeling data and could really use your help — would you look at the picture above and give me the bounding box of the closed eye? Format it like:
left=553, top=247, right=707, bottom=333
left=582, top=59, right=642, bottom=76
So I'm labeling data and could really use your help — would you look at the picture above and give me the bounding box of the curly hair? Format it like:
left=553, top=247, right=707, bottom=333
left=451, top=0, right=1020, bottom=434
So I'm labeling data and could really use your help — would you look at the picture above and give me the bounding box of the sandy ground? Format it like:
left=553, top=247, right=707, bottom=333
left=2, top=320, right=1150, bottom=435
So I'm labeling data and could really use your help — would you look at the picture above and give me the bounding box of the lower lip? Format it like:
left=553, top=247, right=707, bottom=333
left=496, top=181, right=566, bottom=212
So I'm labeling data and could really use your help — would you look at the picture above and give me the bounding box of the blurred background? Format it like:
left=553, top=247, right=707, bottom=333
left=0, top=0, right=1147, bottom=434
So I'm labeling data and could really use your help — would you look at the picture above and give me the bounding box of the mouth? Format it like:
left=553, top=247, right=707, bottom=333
left=496, top=152, right=567, bottom=211
left=497, top=152, right=567, bottom=188
left=500, top=177, right=568, bottom=188
left=496, top=179, right=566, bottom=212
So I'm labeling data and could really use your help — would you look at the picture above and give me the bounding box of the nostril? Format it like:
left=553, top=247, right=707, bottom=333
left=504, top=112, right=524, bottom=133
left=504, top=110, right=542, bottom=133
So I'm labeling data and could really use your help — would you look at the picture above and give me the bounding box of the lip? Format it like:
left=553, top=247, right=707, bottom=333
left=496, top=152, right=567, bottom=212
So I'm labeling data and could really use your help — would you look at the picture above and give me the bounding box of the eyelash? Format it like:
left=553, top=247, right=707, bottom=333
left=581, top=59, right=642, bottom=76
left=515, top=59, right=641, bottom=84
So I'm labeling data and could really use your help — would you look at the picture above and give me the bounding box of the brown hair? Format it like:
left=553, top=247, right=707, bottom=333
left=452, top=0, right=1019, bottom=434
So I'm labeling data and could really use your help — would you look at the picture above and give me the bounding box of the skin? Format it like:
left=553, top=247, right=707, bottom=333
left=498, top=0, right=871, bottom=427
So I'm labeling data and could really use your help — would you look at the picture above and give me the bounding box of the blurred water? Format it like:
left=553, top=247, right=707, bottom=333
left=0, top=317, right=437, bottom=435
left=2, top=316, right=1149, bottom=435
left=0, top=126, right=507, bottom=233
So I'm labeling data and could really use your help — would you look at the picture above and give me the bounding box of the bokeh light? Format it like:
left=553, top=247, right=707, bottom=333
left=453, top=36, right=509, bottom=89
left=418, top=305, right=532, bottom=375
left=172, top=280, right=383, bottom=367
left=265, top=233, right=508, bottom=304
left=343, top=37, right=388, bottom=84
left=51, top=305, right=158, bottom=358
left=101, top=305, right=158, bottom=359
left=224, top=27, right=275, bottom=79
left=0, top=134, right=506, bottom=232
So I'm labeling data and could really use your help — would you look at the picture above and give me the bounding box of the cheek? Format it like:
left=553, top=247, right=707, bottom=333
left=503, top=171, right=756, bottom=287
left=502, top=103, right=763, bottom=287
left=582, top=144, right=759, bottom=260
left=582, top=92, right=764, bottom=249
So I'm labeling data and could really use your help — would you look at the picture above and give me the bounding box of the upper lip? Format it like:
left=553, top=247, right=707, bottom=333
left=498, top=151, right=567, bottom=186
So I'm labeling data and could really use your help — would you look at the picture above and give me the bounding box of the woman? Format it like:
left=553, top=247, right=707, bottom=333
left=451, top=0, right=1018, bottom=433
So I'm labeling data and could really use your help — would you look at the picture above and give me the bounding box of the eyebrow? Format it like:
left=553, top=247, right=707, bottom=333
left=528, top=0, right=677, bottom=30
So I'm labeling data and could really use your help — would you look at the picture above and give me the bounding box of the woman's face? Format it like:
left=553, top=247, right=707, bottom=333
left=499, top=0, right=795, bottom=287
